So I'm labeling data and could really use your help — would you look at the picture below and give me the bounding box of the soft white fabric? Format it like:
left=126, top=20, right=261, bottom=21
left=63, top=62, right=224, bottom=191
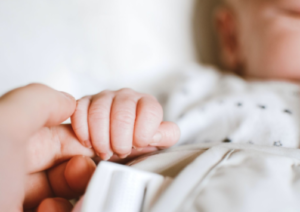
left=164, top=64, right=300, bottom=148
left=130, top=143, right=300, bottom=212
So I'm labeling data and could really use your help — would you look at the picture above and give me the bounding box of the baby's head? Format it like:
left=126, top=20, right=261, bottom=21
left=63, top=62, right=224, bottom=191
left=215, top=0, right=300, bottom=81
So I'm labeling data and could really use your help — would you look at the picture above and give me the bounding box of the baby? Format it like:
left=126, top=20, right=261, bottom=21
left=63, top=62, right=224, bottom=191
left=71, top=0, right=300, bottom=160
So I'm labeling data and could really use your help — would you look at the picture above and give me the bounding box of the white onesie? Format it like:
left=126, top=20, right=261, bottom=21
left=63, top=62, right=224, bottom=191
left=164, top=64, right=300, bottom=148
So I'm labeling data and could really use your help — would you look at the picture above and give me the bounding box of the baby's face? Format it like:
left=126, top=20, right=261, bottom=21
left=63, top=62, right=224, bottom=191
left=217, top=0, right=300, bottom=81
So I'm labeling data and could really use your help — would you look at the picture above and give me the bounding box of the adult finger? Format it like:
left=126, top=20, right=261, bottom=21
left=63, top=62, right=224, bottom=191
left=37, top=198, right=73, bottom=212
left=24, top=156, right=95, bottom=210
left=148, top=122, right=180, bottom=148
left=47, top=156, right=96, bottom=199
left=0, top=83, right=76, bottom=141
left=88, top=91, right=114, bottom=160
left=110, top=89, right=140, bottom=158
left=71, top=96, right=92, bottom=148
left=26, top=125, right=94, bottom=174
left=64, top=156, right=96, bottom=194
left=133, top=95, right=163, bottom=149
left=23, top=172, right=53, bottom=210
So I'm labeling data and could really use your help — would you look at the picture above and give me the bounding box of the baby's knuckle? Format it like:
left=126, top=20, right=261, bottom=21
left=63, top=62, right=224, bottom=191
left=144, top=94, right=157, bottom=101
left=117, top=88, right=136, bottom=95
left=123, top=97, right=138, bottom=108
left=143, top=103, right=163, bottom=119
left=72, top=123, right=85, bottom=132
left=143, top=109, right=161, bottom=121
left=100, top=90, right=113, bottom=96
left=119, top=88, right=133, bottom=92
left=112, top=111, right=135, bottom=126
left=89, top=107, right=109, bottom=121
left=94, top=142, right=109, bottom=153
left=134, top=133, right=149, bottom=145
left=167, top=124, right=181, bottom=142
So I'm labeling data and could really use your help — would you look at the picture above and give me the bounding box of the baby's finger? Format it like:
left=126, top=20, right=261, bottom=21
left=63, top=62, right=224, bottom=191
left=148, top=121, right=180, bottom=148
left=110, top=89, right=140, bottom=158
left=71, top=96, right=92, bottom=148
left=133, top=96, right=163, bottom=149
left=88, top=91, right=114, bottom=160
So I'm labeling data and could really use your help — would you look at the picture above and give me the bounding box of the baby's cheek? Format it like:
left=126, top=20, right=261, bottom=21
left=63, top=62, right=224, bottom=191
left=244, top=21, right=300, bottom=81
left=263, top=32, right=300, bottom=80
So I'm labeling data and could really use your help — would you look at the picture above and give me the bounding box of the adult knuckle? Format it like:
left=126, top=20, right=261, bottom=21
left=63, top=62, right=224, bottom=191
left=26, top=83, right=47, bottom=90
left=25, top=83, right=52, bottom=95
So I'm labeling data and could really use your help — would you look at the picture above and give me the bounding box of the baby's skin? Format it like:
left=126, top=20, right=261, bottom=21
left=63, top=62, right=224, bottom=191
left=71, top=88, right=180, bottom=161
left=216, top=0, right=300, bottom=81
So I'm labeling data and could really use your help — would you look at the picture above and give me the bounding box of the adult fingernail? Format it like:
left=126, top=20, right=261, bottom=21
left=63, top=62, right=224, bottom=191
left=60, top=91, right=75, bottom=100
left=150, top=132, right=162, bottom=146
left=83, top=140, right=92, bottom=148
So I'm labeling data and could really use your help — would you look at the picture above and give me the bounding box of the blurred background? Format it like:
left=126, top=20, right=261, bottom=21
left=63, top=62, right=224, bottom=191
left=0, top=0, right=221, bottom=99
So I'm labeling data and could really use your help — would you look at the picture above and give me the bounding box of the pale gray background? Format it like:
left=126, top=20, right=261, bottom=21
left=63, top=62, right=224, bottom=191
left=0, top=0, right=220, bottom=98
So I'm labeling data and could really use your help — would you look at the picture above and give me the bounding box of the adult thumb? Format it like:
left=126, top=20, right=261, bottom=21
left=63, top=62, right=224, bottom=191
left=0, top=83, right=76, bottom=141
left=0, top=83, right=76, bottom=212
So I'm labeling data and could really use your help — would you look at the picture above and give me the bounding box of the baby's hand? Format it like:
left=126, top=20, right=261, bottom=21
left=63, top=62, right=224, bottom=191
left=71, top=88, right=180, bottom=160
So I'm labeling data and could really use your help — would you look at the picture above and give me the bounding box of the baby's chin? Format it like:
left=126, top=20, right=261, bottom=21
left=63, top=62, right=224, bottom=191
left=241, top=66, right=300, bottom=84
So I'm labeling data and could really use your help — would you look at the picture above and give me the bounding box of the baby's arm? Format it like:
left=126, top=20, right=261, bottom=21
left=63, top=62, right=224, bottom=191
left=71, top=88, right=180, bottom=160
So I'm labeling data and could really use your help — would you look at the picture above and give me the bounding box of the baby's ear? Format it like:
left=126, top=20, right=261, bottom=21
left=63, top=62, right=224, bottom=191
left=214, top=6, right=240, bottom=71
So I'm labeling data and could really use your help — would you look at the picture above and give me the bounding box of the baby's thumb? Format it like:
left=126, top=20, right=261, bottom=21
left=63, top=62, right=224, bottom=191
left=149, top=121, right=180, bottom=148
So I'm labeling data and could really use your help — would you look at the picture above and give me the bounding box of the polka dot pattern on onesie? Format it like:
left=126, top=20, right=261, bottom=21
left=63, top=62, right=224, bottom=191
left=165, top=64, right=300, bottom=149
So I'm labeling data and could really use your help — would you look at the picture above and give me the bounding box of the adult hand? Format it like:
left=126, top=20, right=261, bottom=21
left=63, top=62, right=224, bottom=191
left=0, top=84, right=96, bottom=212
left=0, top=84, right=163, bottom=212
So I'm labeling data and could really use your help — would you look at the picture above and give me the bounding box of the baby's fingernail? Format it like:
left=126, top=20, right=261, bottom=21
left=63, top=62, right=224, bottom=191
left=133, top=146, right=143, bottom=151
left=150, top=132, right=162, bottom=146
left=118, top=153, right=130, bottom=159
left=83, top=140, right=92, bottom=148
left=102, top=151, right=113, bottom=161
